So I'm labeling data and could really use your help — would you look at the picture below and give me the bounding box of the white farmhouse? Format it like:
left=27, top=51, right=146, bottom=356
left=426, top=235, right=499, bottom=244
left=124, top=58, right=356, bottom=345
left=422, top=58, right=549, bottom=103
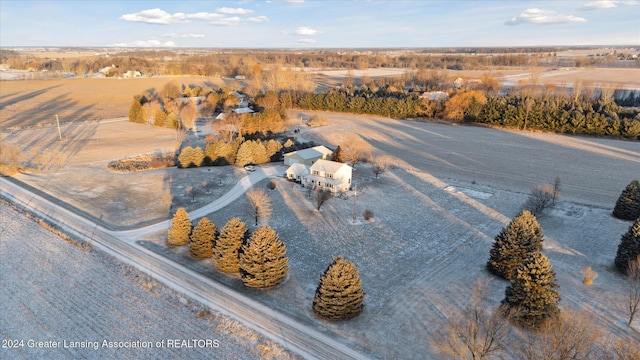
left=306, top=160, right=352, bottom=193
left=283, top=145, right=333, bottom=166
left=286, top=159, right=352, bottom=193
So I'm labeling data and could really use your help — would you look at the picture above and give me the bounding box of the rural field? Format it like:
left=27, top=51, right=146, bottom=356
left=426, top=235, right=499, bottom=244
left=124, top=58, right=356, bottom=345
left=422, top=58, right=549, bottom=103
left=2, top=96, right=639, bottom=358
left=0, top=202, right=298, bottom=360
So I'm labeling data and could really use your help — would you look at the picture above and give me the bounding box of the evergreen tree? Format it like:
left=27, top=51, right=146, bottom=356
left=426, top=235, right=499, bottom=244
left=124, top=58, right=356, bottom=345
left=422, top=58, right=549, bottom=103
left=613, top=180, right=640, bottom=220
left=239, top=226, right=288, bottom=288
left=168, top=207, right=191, bottom=246
left=154, top=109, right=168, bottom=127
left=178, top=146, right=205, bottom=168
left=332, top=145, right=342, bottom=163
left=313, top=257, right=365, bottom=321
left=235, top=140, right=269, bottom=167
left=128, top=98, right=144, bottom=123
left=487, top=210, right=544, bottom=280
left=502, top=251, right=560, bottom=328
left=615, top=217, right=640, bottom=274
left=190, top=217, right=216, bottom=258
left=213, top=217, right=248, bottom=273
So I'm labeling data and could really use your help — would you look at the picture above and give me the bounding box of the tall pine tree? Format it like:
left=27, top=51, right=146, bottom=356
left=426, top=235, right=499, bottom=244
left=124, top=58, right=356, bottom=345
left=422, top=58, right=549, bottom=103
left=488, top=210, right=543, bottom=280
left=313, top=257, right=365, bottom=321
left=502, top=251, right=560, bottom=328
left=190, top=217, right=216, bottom=258
left=213, top=217, right=248, bottom=273
left=615, top=217, right=640, bottom=274
left=613, top=180, right=640, bottom=220
left=239, top=226, right=288, bottom=288
left=168, top=207, right=191, bottom=246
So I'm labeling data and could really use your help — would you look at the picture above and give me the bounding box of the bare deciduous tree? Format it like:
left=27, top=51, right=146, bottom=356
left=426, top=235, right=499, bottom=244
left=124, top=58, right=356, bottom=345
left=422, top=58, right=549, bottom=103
left=431, top=279, right=509, bottom=360
left=514, top=309, right=602, bottom=360
left=185, top=186, right=200, bottom=203
left=201, top=180, right=214, bottom=194
left=525, top=177, right=561, bottom=216
left=179, top=100, right=200, bottom=135
left=314, top=188, right=332, bottom=211
left=247, top=188, right=272, bottom=226
left=175, top=128, right=188, bottom=148
left=627, top=255, right=640, bottom=327
left=371, top=154, right=393, bottom=179
left=340, top=135, right=371, bottom=168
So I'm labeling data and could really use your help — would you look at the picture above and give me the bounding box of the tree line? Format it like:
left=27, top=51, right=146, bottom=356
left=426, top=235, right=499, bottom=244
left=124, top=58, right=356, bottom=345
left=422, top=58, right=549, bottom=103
left=4, top=47, right=638, bottom=77
left=284, top=84, right=640, bottom=139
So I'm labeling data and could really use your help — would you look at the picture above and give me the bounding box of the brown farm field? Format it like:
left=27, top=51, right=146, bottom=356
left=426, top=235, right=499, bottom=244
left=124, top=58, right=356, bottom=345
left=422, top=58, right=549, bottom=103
left=0, top=76, right=219, bottom=129
left=2, top=66, right=639, bottom=130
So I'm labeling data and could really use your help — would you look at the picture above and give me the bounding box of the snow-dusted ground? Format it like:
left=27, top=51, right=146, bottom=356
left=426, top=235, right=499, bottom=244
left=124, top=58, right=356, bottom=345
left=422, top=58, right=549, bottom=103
left=3, top=111, right=639, bottom=359
left=143, top=113, right=640, bottom=359
left=0, top=203, right=297, bottom=360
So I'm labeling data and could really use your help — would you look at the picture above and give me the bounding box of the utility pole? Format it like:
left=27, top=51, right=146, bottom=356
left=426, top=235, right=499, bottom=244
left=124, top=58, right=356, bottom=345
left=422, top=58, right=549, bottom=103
left=55, top=114, right=63, bottom=141
left=352, top=185, right=357, bottom=223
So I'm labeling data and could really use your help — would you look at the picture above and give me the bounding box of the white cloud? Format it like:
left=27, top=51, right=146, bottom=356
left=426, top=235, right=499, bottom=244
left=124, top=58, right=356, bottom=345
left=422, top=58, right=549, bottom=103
left=112, top=39, right=176, bottom=47
left=297, top=38, right=316, bottom=44
left=186, top=12, right=224, bottom=21
left=119, top=8, right=187, bottom=25
left=119, top=9, right=231, bottom=24
left=216, top=7, right=253, bottom=15
left=579, top=0, right=638, bottom=10
left=505, top=8, right=587, bottom=25
left=164, top=33, right=205, bottom=39
left=295, top=26, right=318, bottom=36
left=247, top=16, right=269, bottom=22
left=211, top=17, right=241, bottom=26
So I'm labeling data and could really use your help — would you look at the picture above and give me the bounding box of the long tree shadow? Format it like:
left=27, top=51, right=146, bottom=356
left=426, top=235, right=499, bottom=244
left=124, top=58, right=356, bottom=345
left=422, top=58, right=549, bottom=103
left=2, top=93, right=96, bottom=130
left=0, top=85, right=62, bottom=111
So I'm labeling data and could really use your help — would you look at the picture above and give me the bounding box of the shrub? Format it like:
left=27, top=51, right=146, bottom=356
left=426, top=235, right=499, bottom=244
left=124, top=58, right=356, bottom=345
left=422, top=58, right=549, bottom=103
left=267, top=180, right=277, bottom=190
left=308, top=115, right=328, bottom=127
left=524, top=177, right=561, bottom=216
left=581, top=266, right=598, bottom=285
left=363, top=209, right=374, bottom=221
left=107, top=153, right=175, bottom=172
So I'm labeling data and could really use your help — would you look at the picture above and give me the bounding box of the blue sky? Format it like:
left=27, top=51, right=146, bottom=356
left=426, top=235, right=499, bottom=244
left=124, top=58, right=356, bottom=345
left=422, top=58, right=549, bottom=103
left=1, top=0, right=638, bottom=48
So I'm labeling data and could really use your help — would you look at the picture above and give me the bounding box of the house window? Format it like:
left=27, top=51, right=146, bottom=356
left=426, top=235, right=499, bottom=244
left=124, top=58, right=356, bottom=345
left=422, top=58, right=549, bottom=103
left=327, top=173, right=333, bottom=179
left=312, top=170, right=319, bottom=175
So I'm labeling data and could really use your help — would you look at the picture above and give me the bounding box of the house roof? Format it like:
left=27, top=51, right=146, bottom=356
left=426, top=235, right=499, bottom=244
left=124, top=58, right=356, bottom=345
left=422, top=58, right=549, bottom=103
left=285, top=145, right=333, bottom=160
left=286, top=163, right=309, bottom=176
left=232, top=107, right=254, bottom=114
left=310, top=159, right=351, bottom=174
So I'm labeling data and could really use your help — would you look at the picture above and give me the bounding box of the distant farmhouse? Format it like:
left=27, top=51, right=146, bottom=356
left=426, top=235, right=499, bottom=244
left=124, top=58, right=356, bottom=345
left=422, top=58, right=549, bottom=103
left=285, top=146, right=352, bottom=194
left=124, top=70, right=142, bottom=78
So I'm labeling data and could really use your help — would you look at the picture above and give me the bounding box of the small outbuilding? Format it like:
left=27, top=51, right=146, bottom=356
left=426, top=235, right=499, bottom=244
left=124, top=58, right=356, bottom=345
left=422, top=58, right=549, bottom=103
left=283, top=145, right=333, bottom=166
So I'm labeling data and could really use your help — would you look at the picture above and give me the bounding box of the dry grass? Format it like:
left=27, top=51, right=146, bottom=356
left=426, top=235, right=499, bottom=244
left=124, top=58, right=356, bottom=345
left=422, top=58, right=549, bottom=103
left=107, top=153, right=176, bottom=173
left=581, top=266, right=599, bottom=285
left=0, top=76, right=213, bottom=129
